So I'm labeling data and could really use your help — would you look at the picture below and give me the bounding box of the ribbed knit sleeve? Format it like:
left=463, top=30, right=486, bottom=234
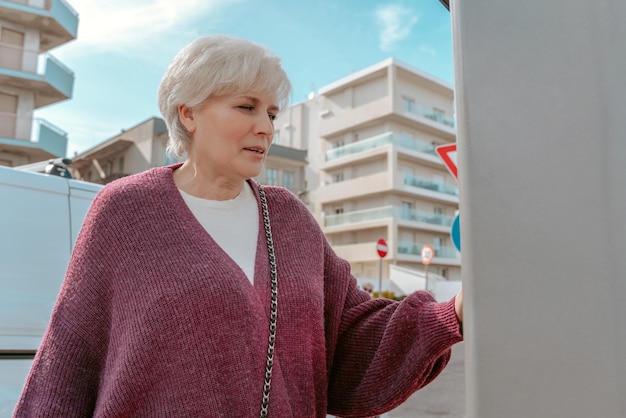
left=327, top=283, right=463, bottom=417
left=13, top=319, right=101, bottom=416
left=324, top=244, right=464, bottom=417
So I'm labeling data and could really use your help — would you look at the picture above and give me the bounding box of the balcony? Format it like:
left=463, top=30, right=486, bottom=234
left=0, top=0, right=79, bottom=49
left=403, top=101, right=456, bottom=129
left=318, top=97, right=391, bottom=137
left=0, top=44, right=74, bottom=107
left=317, top=172, right=389, bottom=204
left=324, top=205, right=455, bottom=231
left=328, top=240, right=460, bottom=264
left=325, top=205, right=393, bottom=228
left=0, top=112, right=68, bottom=159
left=324, top=131, right=440, bottom=166
left=397, top=241, right=460, bottom=264
left=403, top=173, right=458, bottom=196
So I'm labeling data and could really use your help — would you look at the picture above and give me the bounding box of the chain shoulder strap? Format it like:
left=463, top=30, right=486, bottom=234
left=258, top=184, right=278, bottom=418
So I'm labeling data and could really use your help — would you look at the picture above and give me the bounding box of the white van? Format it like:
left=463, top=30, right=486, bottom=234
left=0, top=164, right=102, bottom=416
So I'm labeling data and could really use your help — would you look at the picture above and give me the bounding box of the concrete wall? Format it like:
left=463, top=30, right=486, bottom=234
left=452, top=1, right=626, bottom=417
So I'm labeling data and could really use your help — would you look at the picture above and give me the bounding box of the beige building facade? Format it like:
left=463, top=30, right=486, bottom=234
left=69, top=117, right=170, bottom=183
left=274, top=58, right=460, bottom=284
left=0, top=0, right=77, bottom=167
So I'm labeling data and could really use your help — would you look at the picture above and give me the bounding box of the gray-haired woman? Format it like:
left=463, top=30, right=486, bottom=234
left=15, top=35, right=463, bottom=418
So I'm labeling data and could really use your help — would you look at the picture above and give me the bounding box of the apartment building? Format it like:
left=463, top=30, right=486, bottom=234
left=274, top=58, right=460, bottom=283
left=0, top=0, right=77, bottom=167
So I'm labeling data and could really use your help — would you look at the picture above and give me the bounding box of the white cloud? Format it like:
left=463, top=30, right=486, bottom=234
left=63, top=0, right=241, bottom=55
left=375, top=4, right=419, bottom=52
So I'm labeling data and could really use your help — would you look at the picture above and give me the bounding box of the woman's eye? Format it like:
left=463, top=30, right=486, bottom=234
left=239, top=105, right=254, bottom=111
left=268, top=114, right=277, bottom=121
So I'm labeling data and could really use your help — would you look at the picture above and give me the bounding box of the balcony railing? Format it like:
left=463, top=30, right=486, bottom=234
left=2, top=0, right=79, bottom=38
left=397, top=241, right=460, bottom=259
left=396, top=207, right=455, bottom=226
left=404, top=173, right=458, bottom=196
left=325, top=131, right=437, bottom=161
left=0, top=112, right=68, bottom=157
left=49, top=0, right=79, bottom=36
left=405, top=104, right=456, bottom=129
left=325, top=206, right=394, bottom=227
left=324, top=205, right=455, bottom=228
left=0, top=43, right=74, bottom=99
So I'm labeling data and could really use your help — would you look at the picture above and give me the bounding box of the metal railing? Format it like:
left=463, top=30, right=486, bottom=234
left=324, top=205, right=455, bottom=228
left=0, top=43, right=74, bottom=97
left=397, top=241, right=460, bottom=259
left=0, top=112, right=68, bottom=156
left=325, top=131, right=438, bottom=161
left=325, top=205, right=394, bottom=227
left=405, top=104, right=456, bottom=129
left=395, top=207, right=455, bottom=226
left=2, top=0, right=79, bottom=36
left=404, top=173, right=458, bottom=196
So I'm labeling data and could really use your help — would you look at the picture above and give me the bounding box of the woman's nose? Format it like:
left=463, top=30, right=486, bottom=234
left=254, top=113, right=274, bottom=136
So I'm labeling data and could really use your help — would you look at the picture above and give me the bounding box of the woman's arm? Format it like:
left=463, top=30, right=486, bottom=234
left=324, top=242, right=463, bottom=417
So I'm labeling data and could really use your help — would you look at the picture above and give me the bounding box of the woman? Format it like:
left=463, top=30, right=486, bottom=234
left=14, top=35, right=463, bottom=418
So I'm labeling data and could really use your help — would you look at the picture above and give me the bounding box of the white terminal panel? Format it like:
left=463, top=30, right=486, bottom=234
left=451, top=1, right=626, bottom=417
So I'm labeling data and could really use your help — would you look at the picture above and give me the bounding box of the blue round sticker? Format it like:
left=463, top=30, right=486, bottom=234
left=451, top=214, right=461, bottom=253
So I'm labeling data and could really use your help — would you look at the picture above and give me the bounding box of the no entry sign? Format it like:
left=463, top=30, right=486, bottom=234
left=376, top=238, right=388, bottom=258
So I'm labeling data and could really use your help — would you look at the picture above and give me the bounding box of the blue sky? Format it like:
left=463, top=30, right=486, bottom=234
left=38, top=0, right=453, bottom=157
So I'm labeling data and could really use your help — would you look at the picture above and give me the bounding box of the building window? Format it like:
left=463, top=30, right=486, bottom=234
left=267, top=168, right=279, bottom=186
left=333, top=172, right=344, bottom=183
left=118, top=157, right=124, bottom=173
left=334, top=208, right=344, bottom=214
left=403, top=97, right=415, bottom=112
left=401, top=201, right=413, bottom=219
left=283, top=171, right=294, bottom=190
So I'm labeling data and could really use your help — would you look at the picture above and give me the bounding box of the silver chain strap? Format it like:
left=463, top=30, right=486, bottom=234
left=258, top=184, right=278, bottom=418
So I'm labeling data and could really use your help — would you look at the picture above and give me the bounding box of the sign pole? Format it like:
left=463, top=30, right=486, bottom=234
left=375, top=238, right=388, bottom=299
left=378, top=258, right=382, bottom=298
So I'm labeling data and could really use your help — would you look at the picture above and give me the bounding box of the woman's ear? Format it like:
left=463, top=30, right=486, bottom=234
left=178, top=104, right=196, bottom=133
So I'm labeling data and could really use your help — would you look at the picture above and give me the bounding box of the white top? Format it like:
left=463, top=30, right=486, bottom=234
left=178, top=183, right=258, bottom=284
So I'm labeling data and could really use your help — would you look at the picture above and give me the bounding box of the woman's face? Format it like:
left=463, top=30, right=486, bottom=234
left=179, top=91, right=278, bottom=183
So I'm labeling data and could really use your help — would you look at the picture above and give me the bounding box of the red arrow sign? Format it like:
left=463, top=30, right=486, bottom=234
left=376, top=238, right=388, bottom=258
left=435, top=143, right=458, bottom=180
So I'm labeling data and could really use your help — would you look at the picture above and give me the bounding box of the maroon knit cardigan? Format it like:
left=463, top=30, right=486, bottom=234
left=14, top=165, right=463, bottom=417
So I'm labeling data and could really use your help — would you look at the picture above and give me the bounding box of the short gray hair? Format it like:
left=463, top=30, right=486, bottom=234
left=157, top=35, right=292, bottom=158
